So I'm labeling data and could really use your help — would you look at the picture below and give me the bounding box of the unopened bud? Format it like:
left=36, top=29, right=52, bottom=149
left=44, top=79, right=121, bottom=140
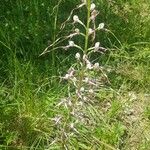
left=89, top=89, right=94, bottom=94
left=69, top=41, right=75, bottom=47
left=86, top=63, right=93, bottom=70
left=73, top=15, right=79, bottom=22
left=98, top=23, right=104, bottom=30
left=75, top=28, right=80, bottom=34
left=90, top=3, right=96, bottom=11
left=94, top=42, right=100, bottom=51
left=93, top=62, right=99, bottom=69
left=80, top=87, right=85, bottom=92
left=88, top=28, right=93, bottom=35
left=75, top=53, right=80, bottom=60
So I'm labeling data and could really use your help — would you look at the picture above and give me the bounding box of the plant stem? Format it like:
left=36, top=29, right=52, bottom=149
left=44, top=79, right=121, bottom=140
left=84, top=0, right=91, bottom=53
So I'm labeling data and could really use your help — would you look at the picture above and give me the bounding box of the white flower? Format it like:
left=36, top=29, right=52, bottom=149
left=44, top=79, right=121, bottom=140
left=80, top=87, right=85, bottom=92
left=70, top=123, right=74, bottom=129
left=86, top=63, right=93, bottom=70
left=84, top=77, right=89, bottom=83
left=98, top=23, right=105, bottom=30
left=90, top=3, right=96, bottom=11
left=69, top=41, right=75, bottom=47
left=81, top=0, right=86, bottom=4
left=72, top=77, right=77, bottom=82
left=63, top=74, right=70, bottom=79
left=75, top=28, right=80, bottom=34
left=83, top=54, right=87, bottom=61
left=77, top=101, right=83, bottom=106
left=90, top=10, right=98, bottom=20
left=76, top=89, right=82, bottom=99
left=88, top=28, right=93, bottom=35
left=73, top=15, right=79, bottom=22
left=128, top=92, right=137, bottom=101
left=89, top=89, right=94, bottom=94
left=75, top=53, right=80, bottom=60
left=94, top=42, right=100, bottom=51
left=83, top=97, right=87, bottom=101
left=93, top=62, right=99, bottom=69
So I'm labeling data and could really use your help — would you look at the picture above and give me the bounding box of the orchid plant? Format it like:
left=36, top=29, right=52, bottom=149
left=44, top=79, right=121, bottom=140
left=41, top=0, right=110, bottom=149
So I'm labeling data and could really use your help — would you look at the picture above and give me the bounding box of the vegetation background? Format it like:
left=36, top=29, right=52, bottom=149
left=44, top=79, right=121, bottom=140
left=0, top=0, right=150, bottom=149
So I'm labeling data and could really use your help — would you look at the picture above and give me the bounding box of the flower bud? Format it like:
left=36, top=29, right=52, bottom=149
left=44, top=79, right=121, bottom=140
left=83, top=96, right=87, bottom=101
left=75, top=53, right=80, bottom=60
left=89, top=89, right=94, bottom=94
left=94, top=42, right=100, bottom=51
left=84, top=77, right=89, bottom=83
left=73, top=15, right=79, bottom=22
left=63, top=74, right=70, bottom=80
left=98, top=23, right=104, bottom=30
left=86, top=63, right=93, bottom=70
left=93, top=62, right=99, bottom=69
left=75, top=28, right=80, bottom=34
left=90, top=3, right=96, bottom=11
left=88, top=28, right=93, bottom=35
left=69, top=41, right=75, bottom=47
left=80, top=87, right=85, bottom=92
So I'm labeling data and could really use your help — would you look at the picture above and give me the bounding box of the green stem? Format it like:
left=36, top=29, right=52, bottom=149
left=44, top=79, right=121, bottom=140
left=52, top=7, right=58, bottom=70
left=84, top=0, right=91, bottom=53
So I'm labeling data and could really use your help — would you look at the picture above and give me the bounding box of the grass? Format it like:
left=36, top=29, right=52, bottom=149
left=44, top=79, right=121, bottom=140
left=0, top=0, right=150, bottom=149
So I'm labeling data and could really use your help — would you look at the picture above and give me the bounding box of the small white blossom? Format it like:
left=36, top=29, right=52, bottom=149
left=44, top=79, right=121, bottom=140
left=94, top=42, right=100, bottom=51
left=80, top=87, right=85, bottom=92
left=84, top=77, right=89, bottom=83
left=77, top=101, right=83, bottom=106
left=83, top=96, right=87, bottom=101
left=90, top=3, right=96, bottom=11
left=73, top=15, right=85, bottom=27
left=70, top=123, right=74, bottom=129
left=89, top=89, right=94, bottom=94
left=93, top=62, right=99, bottom=69
left=75, top=53, right=80, bottom=60
left=72, top=77, right=77, bottom=82
left=63, top=74, right=70, bottom=79
left=83, top=54, right=87, bottom=61
left=90, top=10, right=98, bottom=20
left=69, top=41, right=75, bottom=47
left=86, top=63, right=93, bottom=70
left=98, top=23, right=105, bottom=30
left=88, top=28, right=93, bottom=35
left=67, top=101, right=71, bottom=107
left=73, top=15, right=79, bottom=22
left=81, top=0, right=86, bottom=4
left=76, top=89, right=82, bottom=99
left=128, top=92, right=137, bottom=101
left=75, top=28, right=80, bottom=34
